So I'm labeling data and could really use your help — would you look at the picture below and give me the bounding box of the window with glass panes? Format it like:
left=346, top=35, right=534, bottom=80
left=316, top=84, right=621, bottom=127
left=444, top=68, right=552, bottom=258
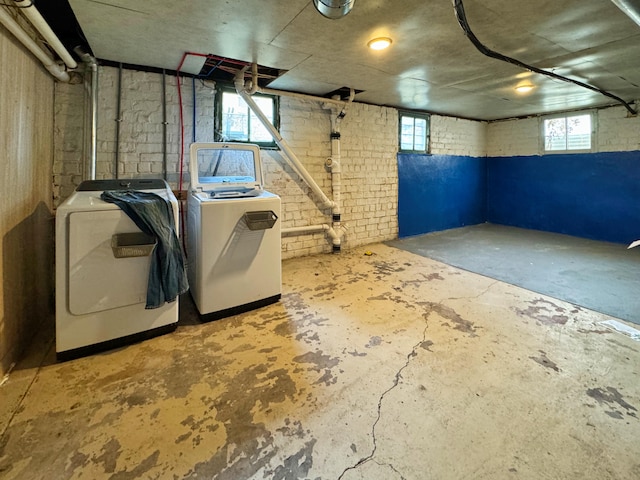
left=543, top=113, right=593, bottom=152
left=215, top=86, right=278, bottom=148
left=399, top=112, right=430, bottom=153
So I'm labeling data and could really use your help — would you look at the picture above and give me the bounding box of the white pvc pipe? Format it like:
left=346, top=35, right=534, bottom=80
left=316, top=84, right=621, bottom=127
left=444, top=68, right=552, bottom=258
left=282, top=224, right=330, bottom=234
left=327, top=223, right=348, bottom=247
left=0, top=7, right=69, bottom=82
left=258, top=87, right=349, bottom=106
left=13, top=0, right=78, bottom=69
left=234, top=68, right=336, bottom=209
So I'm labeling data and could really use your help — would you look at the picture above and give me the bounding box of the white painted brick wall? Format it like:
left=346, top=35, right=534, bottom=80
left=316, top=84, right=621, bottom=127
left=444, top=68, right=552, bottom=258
left=486, top=117, right=540, bottom=157
left=487, top=105, right=640, bottom=157
left=53, top=67, right=400, bottom=258
left=430, top=116, right=487, bottom=157
left=53, top=65, right=215, bottom=206
left=54, top=66, right=487, bottom=258
left=596, top=105, right=640, bottom=152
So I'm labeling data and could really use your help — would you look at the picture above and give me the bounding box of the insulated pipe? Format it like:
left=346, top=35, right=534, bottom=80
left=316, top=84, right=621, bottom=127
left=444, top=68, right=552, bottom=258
left=13, top=0, right=78, bottom=69
left=234, top=68, right=336, bottom=209
left=75, top=46, right=98, bottom=180
left=0, top=7, right=69, bottom=82
left=611, top=0, right=640, bottom=26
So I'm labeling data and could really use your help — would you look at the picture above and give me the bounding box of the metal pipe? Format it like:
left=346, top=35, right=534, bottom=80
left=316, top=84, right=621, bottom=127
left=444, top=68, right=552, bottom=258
left=12, top=0, right=78, bottom=69
left=75, top=46, right=98, bottom=180
left=611, top=0, right=640, bottom=26
left=114, top=63, right=122, bottom=179
left=234, top=68, right=336, bottom=209
left=0, top=7, right=69, bottom=82
left=192, top=76, right=196, bottom=142
left=162, top=69, right=168, bottom=180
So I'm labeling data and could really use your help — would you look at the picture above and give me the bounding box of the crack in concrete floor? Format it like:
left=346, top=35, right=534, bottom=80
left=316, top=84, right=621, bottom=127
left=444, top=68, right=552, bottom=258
left=2, top=244, right=640, bottom=479
left=338, top=301, right=448, bottom=480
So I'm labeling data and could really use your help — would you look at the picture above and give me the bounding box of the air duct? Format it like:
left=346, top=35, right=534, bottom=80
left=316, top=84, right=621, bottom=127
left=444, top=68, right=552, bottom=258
left=313, top=0, right=355, bottom=19
left=611, top=0, right=640, bottom=27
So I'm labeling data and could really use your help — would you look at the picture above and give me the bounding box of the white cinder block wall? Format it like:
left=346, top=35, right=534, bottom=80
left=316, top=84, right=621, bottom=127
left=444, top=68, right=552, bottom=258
left=54, top=65, right=488, bottom=258
left=487, top=105, right=640, bottom=156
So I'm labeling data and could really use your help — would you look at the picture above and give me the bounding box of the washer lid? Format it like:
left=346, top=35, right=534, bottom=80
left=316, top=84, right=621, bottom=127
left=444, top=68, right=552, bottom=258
left=189, top=142, right=264, bottom=198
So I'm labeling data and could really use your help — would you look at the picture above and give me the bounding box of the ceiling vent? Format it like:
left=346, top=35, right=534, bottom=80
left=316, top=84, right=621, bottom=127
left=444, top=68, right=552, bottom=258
left=313, top=0, right=356, bottom=19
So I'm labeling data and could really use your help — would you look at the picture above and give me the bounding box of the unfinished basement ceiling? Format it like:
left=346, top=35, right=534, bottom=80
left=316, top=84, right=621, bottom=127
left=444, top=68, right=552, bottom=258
left=59, top=0, right=640, bottom=120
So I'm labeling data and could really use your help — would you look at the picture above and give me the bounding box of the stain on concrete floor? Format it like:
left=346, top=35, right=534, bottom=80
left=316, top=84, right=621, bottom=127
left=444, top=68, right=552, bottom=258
left=1, top=244, right=639, bottom=479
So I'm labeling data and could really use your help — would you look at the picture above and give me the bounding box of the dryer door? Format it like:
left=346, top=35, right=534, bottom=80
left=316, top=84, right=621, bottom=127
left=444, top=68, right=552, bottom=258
left=67, top=210, right=151, bottom=315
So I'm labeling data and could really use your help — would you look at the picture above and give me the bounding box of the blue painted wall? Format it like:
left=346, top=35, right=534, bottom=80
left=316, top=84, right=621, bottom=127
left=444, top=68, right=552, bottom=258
left=398, top=154, right=486, bottom=238
left=486, top=151, right=640, bottom=244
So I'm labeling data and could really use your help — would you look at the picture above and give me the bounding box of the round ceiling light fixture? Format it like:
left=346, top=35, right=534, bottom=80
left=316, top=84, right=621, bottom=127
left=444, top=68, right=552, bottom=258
left=367, top=37, right=393, bottom=50
left=515, top=84, right=535, bottom=93
left=313, top=0, right=356, bottom=19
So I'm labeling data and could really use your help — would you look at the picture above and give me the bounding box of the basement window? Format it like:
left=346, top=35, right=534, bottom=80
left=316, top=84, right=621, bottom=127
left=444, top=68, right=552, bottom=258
left=215, top=86, right=279, bottom=148
left=399, top=112, right=430, bottom=153
left=542, top=113, right=593, bottom=153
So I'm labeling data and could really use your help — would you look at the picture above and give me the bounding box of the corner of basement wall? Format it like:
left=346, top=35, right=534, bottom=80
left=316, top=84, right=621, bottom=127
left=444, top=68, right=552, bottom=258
left=1, top=28, right=55, bottom=376
left=485, top=105, right=640, bottom=244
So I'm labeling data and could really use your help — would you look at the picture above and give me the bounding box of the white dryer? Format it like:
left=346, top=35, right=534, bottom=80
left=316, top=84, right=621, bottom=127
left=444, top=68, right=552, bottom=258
left=55, top=179, right=180, bottom=360
left=187, top=143, right=281, bottom=320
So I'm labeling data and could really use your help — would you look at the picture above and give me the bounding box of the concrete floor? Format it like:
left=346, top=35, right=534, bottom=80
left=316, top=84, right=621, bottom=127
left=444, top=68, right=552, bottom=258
left=1, top=243, right=640, bottom=479
left=387, top=223, right=640, bottom=325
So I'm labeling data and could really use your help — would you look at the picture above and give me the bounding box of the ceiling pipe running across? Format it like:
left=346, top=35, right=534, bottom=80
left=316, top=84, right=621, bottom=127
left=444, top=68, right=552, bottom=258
left=12, top=0, right=78, bottom=69
left=611, top=0, right=640, bottom=27
left=0, top=6, right=69, bottom=82
left=313, top=0, right=356, bottom=19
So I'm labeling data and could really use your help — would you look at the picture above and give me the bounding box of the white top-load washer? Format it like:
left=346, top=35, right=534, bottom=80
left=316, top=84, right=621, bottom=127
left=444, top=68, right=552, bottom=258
left=187, top=143, right=281, bottom=320
left=55, top=179, right=180, bottom=360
